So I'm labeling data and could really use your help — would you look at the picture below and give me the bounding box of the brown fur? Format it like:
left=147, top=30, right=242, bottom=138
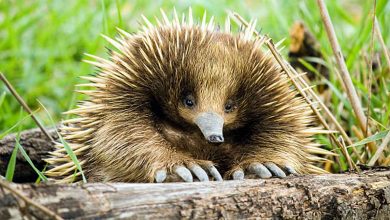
left=45, top=10, right=329, bottom=183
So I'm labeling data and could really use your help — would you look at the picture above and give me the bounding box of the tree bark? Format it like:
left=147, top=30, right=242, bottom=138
left=1, top=170, right=390, bottom=219
left=1, top=129, right=390, bottom=219
left=0, top=128, right=57, bottom=183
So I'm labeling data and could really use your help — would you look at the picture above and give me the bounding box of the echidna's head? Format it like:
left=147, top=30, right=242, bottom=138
left=145, top=35, right=243, bottom=143
left=144, top=30, right=278, bottom=144
left=175, top=46, right=241, bottom=143
left=102, top=12, right=290, bottom=145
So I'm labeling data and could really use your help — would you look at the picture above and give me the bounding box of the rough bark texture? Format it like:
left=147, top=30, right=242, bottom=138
left=1, top=170, right=390, bottom=219
left=0, top=128, right=57, bottom=183
left=1, top=128, right=390, bottom=219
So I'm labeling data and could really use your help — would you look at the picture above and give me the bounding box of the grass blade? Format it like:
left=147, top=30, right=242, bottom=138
left=368, top=129, right=390, bottom=166
left=5, top=108, right=24, bottom=181
left=115, top=0, right=123, bottom=28
left=15, top=140, right=48, bottom=182
left=0, top=108, right=40, bottom=139
left=60, top=136, right=87, bottom=183
left=5, top=136, right=20, bottom=181
left=348, top=130, right=389, bottom=148
left=101, top=0, right=109, bottom=35
left=35, top=164, right=48, bottom=184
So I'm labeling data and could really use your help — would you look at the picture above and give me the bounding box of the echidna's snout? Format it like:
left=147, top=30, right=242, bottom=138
left=194, top=112, right=224, bottom=143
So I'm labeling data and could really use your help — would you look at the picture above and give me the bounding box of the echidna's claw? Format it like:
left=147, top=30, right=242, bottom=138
left=189, top=164, right=209, bottom=182
left=264, top=162, right=286, bottom=178
left=207, top=165, right=223, bottom=181
left=231, top=162, right=294, bottom=180
left=155, top=169, right=167, bottom=183
left=155, top=160, right=221, bottom=183
left=284, top=164, right=298, bottom=175
left=174, top=166, right=193, bottom=182
left=249, top=163, right=272, bottom=179
left=232, top=169, right=245, bottom=180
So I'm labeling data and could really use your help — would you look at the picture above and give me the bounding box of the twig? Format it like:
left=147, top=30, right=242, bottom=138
left=338, top=136, right=353, bottom=170
left=374, top=17, right=390, bottom=69
left=368, top=130, right=390, bottom=166
left=0, top=179, right=64, bottom=220
left=316, top=0, right=368, bottom=135
left=365, top=1, right=376, bottom=154
left=0, top=72, right=54, bottom=143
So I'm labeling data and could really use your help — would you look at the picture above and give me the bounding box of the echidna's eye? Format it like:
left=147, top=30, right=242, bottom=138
left=183, top=95, right=195, bottom=108
left=224, top=100, right=235, bottom=113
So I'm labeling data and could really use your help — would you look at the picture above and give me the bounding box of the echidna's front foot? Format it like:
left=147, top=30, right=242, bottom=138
left=232, top=162, right=297, bottom=180
left=154, top=162, right=223, bottom=183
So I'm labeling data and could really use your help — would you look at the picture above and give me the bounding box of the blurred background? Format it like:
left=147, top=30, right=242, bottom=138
left=0, top=0, right=389, bottom=171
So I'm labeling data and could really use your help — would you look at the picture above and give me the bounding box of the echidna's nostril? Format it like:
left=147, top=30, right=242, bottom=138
left=194, top=112, right=224, bottom=143
left=208, top=135, right=224, bottom=143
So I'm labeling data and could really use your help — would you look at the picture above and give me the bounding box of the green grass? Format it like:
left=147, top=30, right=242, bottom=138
left=1, top=0, right=389, bottom=174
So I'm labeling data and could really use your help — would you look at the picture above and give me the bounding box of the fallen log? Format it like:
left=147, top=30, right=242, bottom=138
left=1, top=170, right=390, bottom=219
left=0, top=128, right=57, bottom=183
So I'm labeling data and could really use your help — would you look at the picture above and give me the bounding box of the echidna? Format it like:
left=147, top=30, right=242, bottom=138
left=45, top=9, right=330, bottom=183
